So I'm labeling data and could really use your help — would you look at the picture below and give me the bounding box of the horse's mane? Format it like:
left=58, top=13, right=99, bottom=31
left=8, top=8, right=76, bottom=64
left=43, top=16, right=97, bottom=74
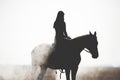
left=72, top=34, right=90, bottom=40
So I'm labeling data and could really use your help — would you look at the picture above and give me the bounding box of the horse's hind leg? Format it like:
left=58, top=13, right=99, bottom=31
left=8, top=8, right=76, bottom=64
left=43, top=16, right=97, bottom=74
left=31, top=66, right=39, bottom=80
left=71, top=66, right=78, bottom=80
left=65, top=69, right=70, bottom=80
left=37, top=64, right=47, bottom=80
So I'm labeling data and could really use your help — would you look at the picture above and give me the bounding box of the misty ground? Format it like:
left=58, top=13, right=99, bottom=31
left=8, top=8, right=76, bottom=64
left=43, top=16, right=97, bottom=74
left=0, top=65, right=120, bottom=80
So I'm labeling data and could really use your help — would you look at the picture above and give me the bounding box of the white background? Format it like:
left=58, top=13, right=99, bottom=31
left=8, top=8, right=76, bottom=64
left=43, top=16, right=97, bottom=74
left=0, top=0, right=120, bottom=67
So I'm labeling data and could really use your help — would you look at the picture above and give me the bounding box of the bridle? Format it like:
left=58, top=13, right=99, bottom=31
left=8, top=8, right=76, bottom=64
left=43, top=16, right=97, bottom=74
left=84, top=48, right=91, bottom=53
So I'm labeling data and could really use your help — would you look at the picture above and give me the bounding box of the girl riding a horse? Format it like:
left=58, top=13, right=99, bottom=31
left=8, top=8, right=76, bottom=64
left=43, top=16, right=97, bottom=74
left=53, top=11, right=71, bottom=45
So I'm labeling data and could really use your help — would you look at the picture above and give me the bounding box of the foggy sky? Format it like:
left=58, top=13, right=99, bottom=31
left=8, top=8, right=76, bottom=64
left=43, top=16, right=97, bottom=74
left=0, top=0, right=120, bottom=67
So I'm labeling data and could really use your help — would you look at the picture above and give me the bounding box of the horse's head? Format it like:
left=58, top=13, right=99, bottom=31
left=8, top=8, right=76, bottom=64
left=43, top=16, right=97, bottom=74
left=86, top=31, right=99, bottom=58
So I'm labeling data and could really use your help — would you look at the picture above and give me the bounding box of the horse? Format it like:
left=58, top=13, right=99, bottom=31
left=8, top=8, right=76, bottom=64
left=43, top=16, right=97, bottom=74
left=31, top=31, right=99, bottom=80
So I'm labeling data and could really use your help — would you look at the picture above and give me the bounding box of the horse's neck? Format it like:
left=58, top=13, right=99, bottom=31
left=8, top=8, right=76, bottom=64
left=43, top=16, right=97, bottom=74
left=72, top=36, right=88, bottom=52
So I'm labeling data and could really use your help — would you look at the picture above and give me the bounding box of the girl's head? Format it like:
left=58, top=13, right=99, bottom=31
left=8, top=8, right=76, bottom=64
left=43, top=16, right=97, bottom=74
left=56, top=11, right=64, bottom=21
left=58, top=11, right=64, bottom=16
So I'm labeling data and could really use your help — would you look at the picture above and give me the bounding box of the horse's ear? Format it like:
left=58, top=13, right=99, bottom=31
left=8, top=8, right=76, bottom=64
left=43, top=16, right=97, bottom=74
left=89, top=31, right=92, bottom=35
left=94, top=31, right=96, bottom=36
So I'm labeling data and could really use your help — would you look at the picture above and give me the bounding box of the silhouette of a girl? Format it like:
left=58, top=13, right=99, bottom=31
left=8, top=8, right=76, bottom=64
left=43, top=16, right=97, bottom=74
left=53, top=11, right=71, bottom=45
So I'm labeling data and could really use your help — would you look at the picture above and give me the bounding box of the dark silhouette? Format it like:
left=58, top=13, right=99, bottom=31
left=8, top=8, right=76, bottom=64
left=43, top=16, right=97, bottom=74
left=53, top=11, right=71, bottom=48
left=38, top=32, right=99, bottom=80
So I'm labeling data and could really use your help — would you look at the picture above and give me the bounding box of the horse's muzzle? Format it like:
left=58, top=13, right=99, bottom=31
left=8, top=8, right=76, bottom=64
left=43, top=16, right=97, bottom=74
left=92, top=53, right=98, bottom=58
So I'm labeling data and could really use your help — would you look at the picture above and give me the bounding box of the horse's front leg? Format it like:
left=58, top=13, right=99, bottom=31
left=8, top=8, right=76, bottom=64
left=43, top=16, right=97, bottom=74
left=65, top=69, right=70, bottom=80
left=71, top=66, right=78, bottom=80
